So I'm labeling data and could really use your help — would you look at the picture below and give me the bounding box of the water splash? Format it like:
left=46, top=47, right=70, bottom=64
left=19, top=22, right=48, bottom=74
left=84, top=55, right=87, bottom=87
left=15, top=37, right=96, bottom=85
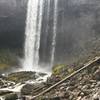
left=0, top=97, right=5, bottom=100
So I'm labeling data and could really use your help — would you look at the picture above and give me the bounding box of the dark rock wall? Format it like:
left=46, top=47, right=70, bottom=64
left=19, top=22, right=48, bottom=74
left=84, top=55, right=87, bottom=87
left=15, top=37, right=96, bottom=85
left=40, top=0, right=100, bottom=64
left=55, top=0, right=100, bottom=63
left=0, top=0, right=100, bottom=64
left=0, top=0, right=27, bottom=48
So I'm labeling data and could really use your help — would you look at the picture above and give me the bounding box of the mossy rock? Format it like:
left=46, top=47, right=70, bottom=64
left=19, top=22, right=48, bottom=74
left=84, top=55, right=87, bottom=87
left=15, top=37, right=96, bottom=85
left=52, top=64, right=74, bottom=79
left=21, top=84, right=34, bottom=95
left=0, top=64, right=10, bottom=70
left=0, top=80, right=4, bottom=86
left=0, top=48, right=20, bottom=72
left=52, top=64, right=67, bottom=75
left=7, top=71, right=47, bottom=83
left=4, top=93, right=17, bottom=100
left=7, top=71, right=37, bottom=83
left=0, top=91, right=13, bottom=96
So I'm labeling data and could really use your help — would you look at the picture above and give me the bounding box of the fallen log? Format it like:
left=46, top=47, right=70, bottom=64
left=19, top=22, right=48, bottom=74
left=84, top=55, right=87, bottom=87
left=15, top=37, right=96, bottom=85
left=31, top=56, right=100, bottom=100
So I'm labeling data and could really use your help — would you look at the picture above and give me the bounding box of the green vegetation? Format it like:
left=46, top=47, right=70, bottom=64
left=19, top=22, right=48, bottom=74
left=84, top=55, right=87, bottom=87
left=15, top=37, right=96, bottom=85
left=4, top=93, right=17, bottom=100
left=52, top=49, right=100, bottom=79
left=52, top=64, right=74, bottom=79
left=0, top=48, right=22, bottom=72
left=0, top=91, right=13, bottom=96
left=7, top=71, right=38, bottom=83
left=7, top=71, right=47, bottom=83
left=52, top=64, right=67, bottom=75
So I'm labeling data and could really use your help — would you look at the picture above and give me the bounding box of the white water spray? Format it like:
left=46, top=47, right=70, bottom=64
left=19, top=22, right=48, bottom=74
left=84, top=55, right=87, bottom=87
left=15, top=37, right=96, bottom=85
left=23, top=0, right=58, bottom=71
left=23, top=0, right=43, bottom=71
left=51, top=0, right=58, bottom=66
left=0, top=97, right=5, bottom=100
left=35, top=0, right=44, bottom=68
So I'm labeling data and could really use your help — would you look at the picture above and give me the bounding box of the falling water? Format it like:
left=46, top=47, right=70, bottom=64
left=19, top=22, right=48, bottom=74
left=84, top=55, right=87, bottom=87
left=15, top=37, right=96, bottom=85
left=51, top=0, right=58, bottom=66
left=40, top=0, right=53, bottom=71
left=35, top=0, right=44, bottom=69
left=42, top=0, right=51, bottom=61
left=46, top=0, right=51, bottom=38
left=0, top=97, right=5, bottom=100
left=23, top=0, right=58, bottom=71
left=23, top=0, right=43, bottom=71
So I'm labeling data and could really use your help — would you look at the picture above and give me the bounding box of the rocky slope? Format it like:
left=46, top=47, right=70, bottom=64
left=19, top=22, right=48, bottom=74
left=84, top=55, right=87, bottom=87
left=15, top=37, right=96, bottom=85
left=0, top=56, right=100, bottom=100
left=39, top=57, right=100, bottom=100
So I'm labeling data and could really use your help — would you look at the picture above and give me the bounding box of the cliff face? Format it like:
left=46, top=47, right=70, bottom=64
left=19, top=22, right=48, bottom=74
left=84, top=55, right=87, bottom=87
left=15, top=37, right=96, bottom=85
left=0, top=0, right=100, bottom=64
left=0, top=0, right=27, bottom=48
left=40, top=0, right=100, bottom=64
left=55, top=0, right=100, bottom=62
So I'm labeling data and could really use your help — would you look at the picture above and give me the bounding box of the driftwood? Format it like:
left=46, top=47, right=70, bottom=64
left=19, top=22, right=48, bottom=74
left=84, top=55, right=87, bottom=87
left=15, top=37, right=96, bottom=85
left=31, top=57, right=100, bottom=100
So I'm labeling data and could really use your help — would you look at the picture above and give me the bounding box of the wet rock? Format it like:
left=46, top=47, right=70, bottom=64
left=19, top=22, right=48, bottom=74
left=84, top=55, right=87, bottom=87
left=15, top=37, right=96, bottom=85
left=0, top=91, right=13, bottom=95
left=23, top=96, right=32, bottom=100
left=22, top=83, right=45, bottom=95
left=94, top=69, right=100, bottom=81
left=60, top=86, right=65, bottom=91
left=77, top=96, right=82, bottom=100
left=46, top=75, right=61, bottom=85
left=93, top=93, right=100, bottom=100
left=58, top=90, right=70, bottom=98
left=55, top=91, right=59, bottom=96
left=89, top=80, right=97, bottom=83
left=79, top=92, right=84, bottom=97
left=58, top=91, right=66, bottom=97
left=67, top=86, right=76, bottom=91
left=77, top=85, right=83, bottom=90
left=4, top=93, right=17, bottom=100
left=7, top=71, right=47, bottom=83
left=66, top=87, right=70, bottom=91
left=51, top=97, right=61, bottom=100
left=96, top=81, right=100, bottom=87
left=82, top=90, right=92, bottom=96
left=42, top=97, right=61, bottom=100
left=21, top=84, right=33, bottom=95
left=91, top=84, right=95, bottom=88
left=82, top=84, right=90, bottom=90
left=60, top=83, right=67, bottom=87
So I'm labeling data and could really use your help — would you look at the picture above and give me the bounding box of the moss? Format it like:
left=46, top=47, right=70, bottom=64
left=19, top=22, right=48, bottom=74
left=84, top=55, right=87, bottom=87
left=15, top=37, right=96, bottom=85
left=4, top=93, right=17, bottom=100
left=67, top=68, right=74, bottom=74
left=0, top=64, right=11, bottom=70
left=52, top=64, right=67, bottom=75
left=0, top=51, right=17, bottom=65
left=0, top=48, right=20, bottom=72
left=7, top=71, right=38, bottom=83
left=0, top=91, right=13, bottom=96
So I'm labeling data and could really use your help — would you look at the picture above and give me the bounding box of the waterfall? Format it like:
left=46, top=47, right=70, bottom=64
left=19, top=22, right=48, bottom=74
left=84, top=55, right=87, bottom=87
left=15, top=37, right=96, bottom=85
left=35, top=0, right=44, bottom=68
left=23, top=0, right=58, bottom=71
left=23, top=0, right=43, bottom=71
left=45, top=0, right=51, bottom=40
left=0, top=97, right=5, bottom=100
left=43, top=0, right=51, bottom=59
left=51, top=0, right=58, bottom=66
